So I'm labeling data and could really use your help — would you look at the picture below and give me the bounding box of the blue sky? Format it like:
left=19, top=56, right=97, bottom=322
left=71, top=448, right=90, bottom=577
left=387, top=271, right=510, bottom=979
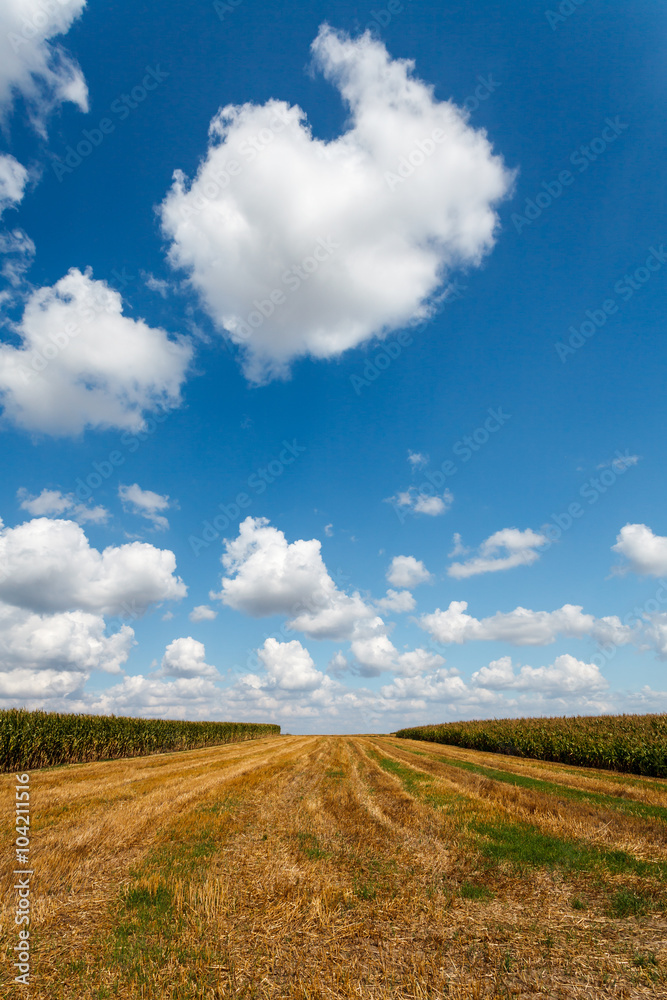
left=0, top=0, right=666, bottom=734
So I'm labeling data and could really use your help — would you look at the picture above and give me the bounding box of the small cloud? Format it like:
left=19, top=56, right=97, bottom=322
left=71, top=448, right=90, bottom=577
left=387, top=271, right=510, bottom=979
left=189, top=605, right=217, bottom=623
left=611, top=523, right=667, bottom=577
left=448, top=527, right=547, bottom=579
left=387, top=555, right=433, bottom=588
left=0, top=228, right=36, bottom=289
left=374, top=589, right=416, bottom=613
left=119, top=483, right=172, bottom=531
left=407, top=450, right=428, bottom=470
left=0, top=268, right=192, bottom=436
left=141, top=271, right=170, bottom=298
left=162, top=611, right=175, bottom=621
left=324, top=523, right=333, bottom=537
left=0, top=155, right=29, bottom=219
left=158, top=636, right=219, bottom=679
left=386, top=487, right=453, bottom=518
left=597, top=451, right=640, bottom=473
left=448, top=532, right=469, bottom=558
left=17, top=487, right=108, bottom=524
left=413, top=492, right=451, bottom=515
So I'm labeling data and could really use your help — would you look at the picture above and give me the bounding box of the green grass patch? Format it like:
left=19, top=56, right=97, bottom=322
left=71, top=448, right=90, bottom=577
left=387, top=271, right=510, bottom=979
left=472, top=818, right=664, bottom=878
left=608, top=888, right=652, bottom=918
left=294, top=831, right=331, bottom=860
left=123, top=882, right=173, bottom=914
left=354, top=877, right=378, bottom=900
left=195, top=793, right=240, bottom=815
left=367, top=749, right=465, bottom=810
left=460, top=881, right=494, bottom=901
left=633, top=951, right=658, bottom=967
left=367, top=751, right=432, bottom=792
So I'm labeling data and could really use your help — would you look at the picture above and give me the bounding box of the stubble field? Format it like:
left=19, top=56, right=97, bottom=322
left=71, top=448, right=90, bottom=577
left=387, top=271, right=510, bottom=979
left=2, top=734, right=667, bottom=998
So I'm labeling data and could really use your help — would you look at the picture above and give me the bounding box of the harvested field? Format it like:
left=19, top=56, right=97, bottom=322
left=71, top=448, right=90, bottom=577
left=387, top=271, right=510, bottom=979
left=3, top=734, right=667, bottom=998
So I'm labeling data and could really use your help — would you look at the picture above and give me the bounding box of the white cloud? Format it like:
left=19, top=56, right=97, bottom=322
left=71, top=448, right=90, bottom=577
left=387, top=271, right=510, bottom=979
left=0, top=596, right=134, bottom=711
left=119, top=483, right=171, bottom=531
left=597, top=451, right=640, bottom=473
left=90, top=674, right=221, bottom=720
left=612, top=453, right=639, bottom=472
left=380, top=667, right=469, bottom=703
left=419, top=600, right=633, bottom=647
left=189, top=604, right=217, bottom=623
left=159, top=636, right=218, bottom=679
left=0, top=602, right=133, bottom=675
left=387, top=486, right=453, bottom=517
left=407, top=450, right=428, bottom=469
left=228, top=669, right=342, bottom=721
left=327, top=650, right=351, bottom=677
left=471, top=653, right=607, bottom=695
left=415, top=492, right=451, bottom=515
left=641, top=613, right=667, bottom=660
left=160, top=25, right=513, bottom=383
left=0, top=268, right=192, bottom=435
left=374, top=589, right=416, bottom=613
left=0, top=667, right=87, bottom=703
left=0, top=0, right=88, bottom=129
left=287, top=594, right=378, bottom=640
left=324, top=523, right=333, bottom=537
left=448, top=532, right=469, bottom=558
left=212, top=518, right=441, bottom=676
left=17, top=486, right=107, bottom=524
left=611, top=523, right=667, bottom=577
left=142, top=272, right=170, bottom=297
left=256, top=637, right=322, bottom=691
left=348, top=617, right=445, bottom=677
left=219, top=638, right=352, bottom=722
left=386, top=554, right=432, bottom=588
left=211, top=516, right=376, bottom=640
left=18, top=486, right=70, bottom=515
left=0, top=154, right=28, bottom=217
left=448, top=527, right=547, bottom=579
left=379, top=652, right=608, bottom=714
left=0, top=227, right=35, bottom=287
left=0, top=516, right=186, bottom=615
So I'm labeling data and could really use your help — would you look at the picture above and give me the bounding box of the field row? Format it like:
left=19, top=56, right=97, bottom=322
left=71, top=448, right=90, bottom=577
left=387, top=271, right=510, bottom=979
left=2, top=734, right=666, bottom=998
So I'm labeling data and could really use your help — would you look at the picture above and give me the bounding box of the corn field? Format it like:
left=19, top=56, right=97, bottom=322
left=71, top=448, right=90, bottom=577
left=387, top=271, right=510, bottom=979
left=0, top=708, right=280, bottom=772
left=395, top=713, right=667, bottom=776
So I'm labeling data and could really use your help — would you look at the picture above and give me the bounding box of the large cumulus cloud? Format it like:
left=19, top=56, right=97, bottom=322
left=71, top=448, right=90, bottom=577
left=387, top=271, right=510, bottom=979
left=160, top=25, right=514, bottom=382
